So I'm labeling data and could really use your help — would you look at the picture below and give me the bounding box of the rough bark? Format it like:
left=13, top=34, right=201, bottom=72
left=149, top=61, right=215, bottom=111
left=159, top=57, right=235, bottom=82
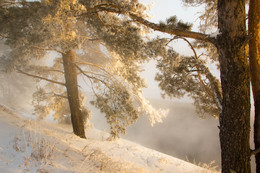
left=62, top=50, right=86, bottom=139
left=217, top=0, right=251, bottom=172
left=249, top=0, right=260, bottom=171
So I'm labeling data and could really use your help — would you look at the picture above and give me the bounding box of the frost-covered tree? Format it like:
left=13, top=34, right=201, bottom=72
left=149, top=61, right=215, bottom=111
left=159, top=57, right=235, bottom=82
left=183, top=0, right=260, bottom=172
left=150, top=37, right=222, bottom=118
left=0, top=0, right=167, bottom=139
left=88, top=0, right=252, bottom=172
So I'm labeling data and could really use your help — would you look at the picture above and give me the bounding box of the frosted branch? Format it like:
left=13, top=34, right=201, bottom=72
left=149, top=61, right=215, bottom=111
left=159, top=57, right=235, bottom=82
left=137, top=93, right=169, bottom=126
left=81, top=4, right=216, bottom=44
left=18, top=70, right=66, bottom=86
left=31, top=46, right=64, bottom=54
left=167, top=36, right=222, bottom=112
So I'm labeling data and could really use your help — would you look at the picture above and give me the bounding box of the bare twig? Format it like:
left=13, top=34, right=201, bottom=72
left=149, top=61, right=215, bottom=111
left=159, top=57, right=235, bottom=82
left=81, top=73, right=99, bottom=97
left=74, top=62, right=145, bottom=104
left=96, top=12, right=107, bottom=26
left=73, top=63, right=108, bottom=86
left=30, top=46, right=64, bottom=54
left=75, top=61, right=122, bottom=85
left=18, top=70, right=66, bottom=86
left=53, top=93, right=67, bottom=99
left=78, top=35, right=100, bottom=41
left=79, top=70, right=108, bottom=79
left=47, top=69, right=64, bottom=74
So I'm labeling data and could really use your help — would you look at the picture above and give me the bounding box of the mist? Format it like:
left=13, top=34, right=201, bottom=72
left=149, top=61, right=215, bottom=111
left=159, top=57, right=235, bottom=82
left=1, top=64, right=256, bottom=171
left=0, top=72, right=36, bottom=113
left=0, top=59, right=223, bottom=168
left=89, top=98, right=221, bottom=167
left=0, top=46, right=253, bottom=172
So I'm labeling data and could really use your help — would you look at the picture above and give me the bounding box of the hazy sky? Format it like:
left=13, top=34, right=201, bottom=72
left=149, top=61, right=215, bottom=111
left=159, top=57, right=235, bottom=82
left=141, top=0, right=205, bottom=55
left=140, top=0, right=202, bottom=25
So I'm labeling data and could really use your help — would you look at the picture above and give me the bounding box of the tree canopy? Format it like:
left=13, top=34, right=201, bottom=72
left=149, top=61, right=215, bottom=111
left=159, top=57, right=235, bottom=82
left=1, top=0, right=257, bottom=172
left=0, top=0, right=168, bottom=138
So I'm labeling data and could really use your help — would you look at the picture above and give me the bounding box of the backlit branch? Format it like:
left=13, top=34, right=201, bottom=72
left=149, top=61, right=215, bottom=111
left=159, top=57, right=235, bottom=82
left=81, top=4, right=216, bottom=44
left=168, top=36, right=222, bottom=111
left=30, top=46, right=64, bottom=54
left=73, top=63, right=108, bottom=86
left=18, top=70, right=66, bottom=86
left=78, top=70, right=108, bottom=79
left=53, top=93, right=67, bottom=99
left=0, top=0, right=21, bottom=8
left=128, top=13, right=215, bottom=43
left=75, top=61, right=123, bottom=86
left=74, top=61, right=145, bottom=104
left=48, top=69, right=64, bottom=74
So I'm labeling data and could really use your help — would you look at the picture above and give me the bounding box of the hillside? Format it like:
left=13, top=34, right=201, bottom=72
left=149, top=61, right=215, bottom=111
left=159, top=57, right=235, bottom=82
left=90, top=99, right=221, bottom=167
left=0, top=104, right=218, bottom=173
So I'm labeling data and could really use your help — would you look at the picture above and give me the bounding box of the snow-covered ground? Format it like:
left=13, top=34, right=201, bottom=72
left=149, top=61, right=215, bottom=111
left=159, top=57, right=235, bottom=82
left=0, top=104, right=218, bottom=173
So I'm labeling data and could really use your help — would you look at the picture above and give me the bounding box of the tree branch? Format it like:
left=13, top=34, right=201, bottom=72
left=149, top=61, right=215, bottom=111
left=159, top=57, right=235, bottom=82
left=0, top=0, right=21, bottom=8
left=96, top=12, right=108, bottom=26
left=78, top=70, right=108, bottom=79
left=128, top=13, right=215, bottom=43
left=75, top=61, right=122, bottom=85
left=48, top=69, right=64, bottom=74
left=251, top=148, right=260, bottom=156
left=73, top=63, right=109, bottom=86
left=17, top=70, right=65, bottom=86
left=53, top=93, right=67, bottom=99
left=74, top=61, right=145, bottom=104
left=82, top=4, right=216, bottom=44
left=30, top=46, right=64, bottom=54
left=168, top=36, right=222, bottom=111
left=78, top=35, right=100, bottom=41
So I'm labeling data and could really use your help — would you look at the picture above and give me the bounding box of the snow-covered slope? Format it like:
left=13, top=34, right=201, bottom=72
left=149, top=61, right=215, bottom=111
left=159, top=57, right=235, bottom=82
left=0, top=104, right=218, bottom=173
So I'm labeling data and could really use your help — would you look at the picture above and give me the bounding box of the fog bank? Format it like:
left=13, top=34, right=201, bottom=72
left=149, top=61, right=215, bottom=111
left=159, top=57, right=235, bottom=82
left=89, top=98, right=221, bottom=168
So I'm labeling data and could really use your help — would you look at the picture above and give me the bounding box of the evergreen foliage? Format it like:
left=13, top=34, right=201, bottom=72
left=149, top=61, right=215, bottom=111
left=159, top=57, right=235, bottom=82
left=145, top=37, right=221, bottom=118
left=0, top=0, right=168, bottom=138
left=0, top=0, right=256, bottom=172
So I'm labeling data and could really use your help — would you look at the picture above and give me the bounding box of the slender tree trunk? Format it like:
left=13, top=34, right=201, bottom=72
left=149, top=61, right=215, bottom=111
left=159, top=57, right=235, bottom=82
left=62, top=50, right=86, bottom=139
left=249, top=0, right=260, bottom=171
left=217, top=0, right=251, bottom=172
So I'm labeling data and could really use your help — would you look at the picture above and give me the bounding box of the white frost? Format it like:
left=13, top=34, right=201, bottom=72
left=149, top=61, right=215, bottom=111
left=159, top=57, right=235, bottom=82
left=209, top=29, right=221, bottom=38
left=137, top=93, right=169, bottom=126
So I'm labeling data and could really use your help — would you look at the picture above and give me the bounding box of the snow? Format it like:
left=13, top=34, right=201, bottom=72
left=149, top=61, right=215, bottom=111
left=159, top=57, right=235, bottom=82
left=0, top=104, right=218, bottom=173
left=209, top=29, right=221, bottom=38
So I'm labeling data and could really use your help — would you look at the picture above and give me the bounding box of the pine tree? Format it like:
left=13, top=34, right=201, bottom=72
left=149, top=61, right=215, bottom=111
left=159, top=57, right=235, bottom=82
left=0, top=0, right=167, bottom=139
left=184, top=0, right=260, bottom=172
left=90, top=0, right=251, bottom=172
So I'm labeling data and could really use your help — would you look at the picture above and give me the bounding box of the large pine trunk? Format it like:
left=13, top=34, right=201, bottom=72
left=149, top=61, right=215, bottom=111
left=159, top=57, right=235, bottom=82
left=217, top=0, right=251, bottom=172
left=249, top=0, right=260, bottom=171
left=62, top=50, right=86, bottom=139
